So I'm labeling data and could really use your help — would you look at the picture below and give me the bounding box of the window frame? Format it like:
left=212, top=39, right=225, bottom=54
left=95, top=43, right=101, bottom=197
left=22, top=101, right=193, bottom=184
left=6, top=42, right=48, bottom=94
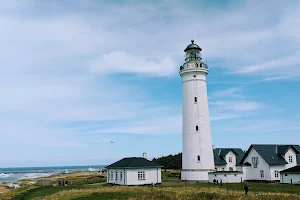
left=260, top=170, right=264, bottom=178
left=289, top=155, right=293, bottom=163
left=274, top=170, right=279, bottom=178
left=138, top=171, right=145, bottom=180
left=228, top=157, right=233, bottom=163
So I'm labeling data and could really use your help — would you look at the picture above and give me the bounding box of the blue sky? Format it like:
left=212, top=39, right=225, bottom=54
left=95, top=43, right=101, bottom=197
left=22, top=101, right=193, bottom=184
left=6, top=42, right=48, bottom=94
left=1, top=0, right=300, bottom=167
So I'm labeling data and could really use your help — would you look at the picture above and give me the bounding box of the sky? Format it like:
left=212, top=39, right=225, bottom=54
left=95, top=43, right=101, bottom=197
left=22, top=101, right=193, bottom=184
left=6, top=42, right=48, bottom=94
left=1, top=0, right=300, bottom=167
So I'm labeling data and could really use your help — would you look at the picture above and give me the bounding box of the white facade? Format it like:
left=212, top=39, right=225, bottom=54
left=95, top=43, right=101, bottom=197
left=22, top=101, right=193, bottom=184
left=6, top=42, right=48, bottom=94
left=280, top=173, right=300, bottom=184
left=225, top=151, right=237, bottom=171
left=107, top=168, right=161, bottom=185
left=215, top=151, right=239, bottom=171
left=180, top=40, right=215, bottom=181
left=209, top=172, right=243, bottom=183
left=242, top=148, right=271, bottom=181
left=242, top=146, right=299, bottom=181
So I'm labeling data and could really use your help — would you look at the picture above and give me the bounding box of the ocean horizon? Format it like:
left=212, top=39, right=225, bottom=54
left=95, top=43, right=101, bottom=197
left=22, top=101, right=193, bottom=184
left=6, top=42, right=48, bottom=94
left=0, top=165, right=106, bottom=183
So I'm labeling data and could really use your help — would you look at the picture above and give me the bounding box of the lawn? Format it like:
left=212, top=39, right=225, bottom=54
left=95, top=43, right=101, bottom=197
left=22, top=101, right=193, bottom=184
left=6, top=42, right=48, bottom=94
left=1, top=171, right=300, bottom=200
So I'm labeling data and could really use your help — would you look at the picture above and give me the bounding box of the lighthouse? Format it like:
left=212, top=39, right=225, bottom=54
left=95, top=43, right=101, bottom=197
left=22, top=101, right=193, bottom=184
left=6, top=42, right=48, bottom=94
left=179, top=40, right=215, bottom=181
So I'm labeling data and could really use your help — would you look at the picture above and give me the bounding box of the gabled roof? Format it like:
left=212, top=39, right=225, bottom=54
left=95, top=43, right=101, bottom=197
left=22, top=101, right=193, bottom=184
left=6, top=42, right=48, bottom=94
left=105, top=157, right=163, bottom=169
left=240, top=144, right=300, bottom=166
left=280, top=166, right=300, bottom=173
left=213, top=148, right=245, bottom=166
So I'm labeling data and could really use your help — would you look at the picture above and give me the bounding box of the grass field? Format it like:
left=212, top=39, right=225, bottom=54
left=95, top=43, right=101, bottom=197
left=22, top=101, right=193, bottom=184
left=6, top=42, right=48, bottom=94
left=1, top=170, right=300, bottom=200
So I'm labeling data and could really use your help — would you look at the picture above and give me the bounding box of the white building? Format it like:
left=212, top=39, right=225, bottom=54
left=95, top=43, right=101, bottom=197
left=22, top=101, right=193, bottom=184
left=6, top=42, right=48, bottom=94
left=280, top=166, right=300, bottom=184
left=213, top=148, right=245, bottom=172
left=240, top=144, right=300, bottom=181
left=208, top=171, right=243, bottom=183
left=105, top=157, right=162, bottom=185
left=179, top=40, right=215, bottom=181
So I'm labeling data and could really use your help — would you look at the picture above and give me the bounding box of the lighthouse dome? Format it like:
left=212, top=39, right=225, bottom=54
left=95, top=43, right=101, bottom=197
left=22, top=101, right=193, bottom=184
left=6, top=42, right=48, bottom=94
left=184, top=40, right=202, bottom=52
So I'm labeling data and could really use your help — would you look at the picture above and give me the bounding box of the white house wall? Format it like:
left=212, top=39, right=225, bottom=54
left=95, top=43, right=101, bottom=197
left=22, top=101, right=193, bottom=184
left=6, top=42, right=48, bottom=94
left=280, top=174, right=300, bottom=184
left=208, top=173, right=243, bottom=183
left=270, top=165, right=286, bottom=181
left=107, top=169, right=126, bottom=185
left=107, top=168, right=161, bottom=185
left=126, top=168, right=161, bottom=186
left=225, top=151, right=236, bottom=171
left=242, top=148, right=271, bottom=181
left=284, top=148, right=297, bottom=169
left=215, top=165, right=226, bottom=171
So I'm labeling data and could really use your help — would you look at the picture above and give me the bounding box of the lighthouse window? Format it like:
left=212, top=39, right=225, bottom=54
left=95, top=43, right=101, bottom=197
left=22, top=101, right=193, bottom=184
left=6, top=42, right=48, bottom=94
left=196, top=126, right=198, bottom=131
left=197, top=155, right=200, bottom=161
left=194, top=97, right=197, bottom=103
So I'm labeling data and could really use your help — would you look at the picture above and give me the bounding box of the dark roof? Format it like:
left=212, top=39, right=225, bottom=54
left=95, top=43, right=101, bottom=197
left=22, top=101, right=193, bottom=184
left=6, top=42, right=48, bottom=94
left=240, top=144, right=300, bottom=165
left=242, top=162, right=251, bottom=166
left=297, top=154, right=300, bottom=164
left=213, top=148, right=245, bottom=166
left=105, top=157, right=163, bottom=169
left=280, top=166, right=300, bottom=173
left=184, top=40, right=202, bottom=52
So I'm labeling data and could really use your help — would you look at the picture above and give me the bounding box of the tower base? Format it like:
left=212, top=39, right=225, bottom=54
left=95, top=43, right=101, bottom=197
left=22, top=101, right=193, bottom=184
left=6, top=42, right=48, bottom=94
left=181, top=170, right=212, bottom=181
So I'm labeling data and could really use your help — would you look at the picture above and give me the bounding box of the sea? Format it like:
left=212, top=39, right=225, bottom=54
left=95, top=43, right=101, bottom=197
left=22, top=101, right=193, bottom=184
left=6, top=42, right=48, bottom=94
left=0, top=165, right=106, bottom=183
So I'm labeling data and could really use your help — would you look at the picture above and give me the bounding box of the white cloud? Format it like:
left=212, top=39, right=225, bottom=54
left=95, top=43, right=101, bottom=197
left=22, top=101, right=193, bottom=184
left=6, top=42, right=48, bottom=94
left=211, top=87, right=244, bottom=98
left=88, top=51, right=177, bottom=76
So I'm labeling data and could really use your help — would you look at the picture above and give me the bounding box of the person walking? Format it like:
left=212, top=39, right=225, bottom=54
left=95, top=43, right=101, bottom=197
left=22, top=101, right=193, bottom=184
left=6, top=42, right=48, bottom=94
left=244, top=183, right=249, bottom=195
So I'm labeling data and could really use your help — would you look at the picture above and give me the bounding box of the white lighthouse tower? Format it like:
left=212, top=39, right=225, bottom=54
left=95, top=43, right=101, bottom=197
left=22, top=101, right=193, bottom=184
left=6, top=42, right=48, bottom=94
left=180, top=40, right=215, bottom=181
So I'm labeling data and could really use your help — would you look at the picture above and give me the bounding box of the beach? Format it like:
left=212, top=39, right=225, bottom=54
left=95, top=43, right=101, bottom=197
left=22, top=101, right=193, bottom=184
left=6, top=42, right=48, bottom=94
left=0, top=165, right=105, bottom=184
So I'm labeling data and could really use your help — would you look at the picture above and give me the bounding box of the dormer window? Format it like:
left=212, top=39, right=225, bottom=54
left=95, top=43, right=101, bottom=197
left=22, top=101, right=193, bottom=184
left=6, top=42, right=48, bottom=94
left=196, top=126, right=198, bottom=131
left=252, top=157, right=259, bottom=168
left=289, top=156, right=293, bottom=163
left=229, top=157, right=233, bottom=163
left=194, top=97, right=197, bottom=103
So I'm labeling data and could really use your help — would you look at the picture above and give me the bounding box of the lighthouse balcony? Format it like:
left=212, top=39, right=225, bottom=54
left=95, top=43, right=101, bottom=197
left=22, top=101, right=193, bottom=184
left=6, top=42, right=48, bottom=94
left=179, top=63, right=208, bottom=71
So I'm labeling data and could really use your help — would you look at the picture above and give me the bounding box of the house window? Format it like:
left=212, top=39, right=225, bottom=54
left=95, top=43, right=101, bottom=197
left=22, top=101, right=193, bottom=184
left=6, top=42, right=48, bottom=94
left=120, top=172, right=123, bottom=180
left=194, top=97, right=197, bottom=103
left=275, top=170, right=279, bottom=178
left=229, top=167, right=233, bottom=171
left=222, top=168, right=225, bottom=171
left=214, top=174, right=217, bottom=177
left=115, top=172, right=118, bottom=180
left=111, top=171, right=113, bottom=180
left=224, top=174, right=227, bottom=177
left=196, top=126, right=198, bottom=131
left=234, top=174, right=237, bottom=177
left=289, top=156, right=293, bottom=163
left=229, top=157, right=233, bottom=163
left=260, top=170, right=264, bottom=178
left=197, top=155, right=200, bottom=161
left=252, top=157, right=259, bottom=168
left=138, top=171, right=145, bottom=180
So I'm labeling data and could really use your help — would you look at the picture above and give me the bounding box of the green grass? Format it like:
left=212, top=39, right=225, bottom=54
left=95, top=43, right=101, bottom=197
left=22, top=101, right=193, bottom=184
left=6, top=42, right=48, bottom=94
left=2, top=171, right=300, bottom=200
